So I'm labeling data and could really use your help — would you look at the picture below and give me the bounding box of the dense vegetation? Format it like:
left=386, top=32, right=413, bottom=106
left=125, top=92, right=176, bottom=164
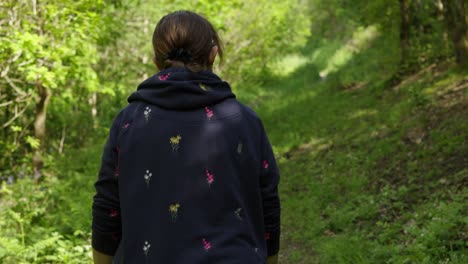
left=0, top=0, right=466, bottom=263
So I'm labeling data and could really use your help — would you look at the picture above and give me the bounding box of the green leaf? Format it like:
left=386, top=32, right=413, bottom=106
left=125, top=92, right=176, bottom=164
left=11, top=126, right=22, bottom=132
left=25, top=136, right=40, bottom=149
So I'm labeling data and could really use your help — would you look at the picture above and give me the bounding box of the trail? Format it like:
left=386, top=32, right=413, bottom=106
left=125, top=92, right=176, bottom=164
left=252, top=62, right=467, bottom=263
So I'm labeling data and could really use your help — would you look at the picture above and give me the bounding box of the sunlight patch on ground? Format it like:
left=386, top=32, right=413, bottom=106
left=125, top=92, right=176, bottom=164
left=349, top=109, right=378, bottom=119
left=319, top=25, right=380, bottom=78
left=271, top=54, right=310, bottom=77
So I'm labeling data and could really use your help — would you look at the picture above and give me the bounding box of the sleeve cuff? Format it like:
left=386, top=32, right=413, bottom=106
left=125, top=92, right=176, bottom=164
left=92, top=230, right=121, bottom=256
left=266, top=229, right=280, bottom=256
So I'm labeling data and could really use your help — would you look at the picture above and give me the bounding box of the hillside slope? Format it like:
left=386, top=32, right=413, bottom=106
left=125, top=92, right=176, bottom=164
left=251, top=62, right=467, bottom=263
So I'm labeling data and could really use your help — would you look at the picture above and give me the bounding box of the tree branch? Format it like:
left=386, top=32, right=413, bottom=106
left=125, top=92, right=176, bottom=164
left=2, top=100, right=31, bottom=128
left=0, top=93, right=33, bottom=107
left=4, top=75, right=28, bottom=96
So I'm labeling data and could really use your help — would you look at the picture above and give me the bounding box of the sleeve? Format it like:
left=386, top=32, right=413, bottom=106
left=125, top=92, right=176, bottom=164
left=92, top=113, right=123, bottom=255
left=259, top=124, right=281, bottom=256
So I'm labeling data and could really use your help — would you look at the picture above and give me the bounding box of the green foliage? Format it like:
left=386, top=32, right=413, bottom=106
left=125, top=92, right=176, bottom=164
left=407, top=1, right=452, bottom=65
left=0, top=178, right=92, bottom=262
left=0, top=142, right=103, bottom=262
left=0, top=0, right=466, bottom=263
left=0, top=0, right=120, bottom=175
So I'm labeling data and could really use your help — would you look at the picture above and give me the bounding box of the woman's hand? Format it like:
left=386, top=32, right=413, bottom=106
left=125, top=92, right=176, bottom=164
left=267, top=254, right=278, bottom=264
left=93, top=248, right=112, bottom=264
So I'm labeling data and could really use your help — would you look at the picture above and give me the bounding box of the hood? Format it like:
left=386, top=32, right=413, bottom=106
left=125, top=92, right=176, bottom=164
left=127, top=68, right=236, bottom=110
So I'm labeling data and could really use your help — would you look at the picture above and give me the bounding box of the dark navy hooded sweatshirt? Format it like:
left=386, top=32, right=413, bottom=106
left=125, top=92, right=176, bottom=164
left=92, top=68, right=280, bottom=263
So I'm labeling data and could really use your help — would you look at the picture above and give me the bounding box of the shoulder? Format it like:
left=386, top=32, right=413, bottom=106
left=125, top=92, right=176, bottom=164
left=239, top=102, right=260, bottom=119
left=232, top=100, right=267, bottom=134
left=238, top=101, right=263, bottom=126
left=109, top=103, right=141, bottom=129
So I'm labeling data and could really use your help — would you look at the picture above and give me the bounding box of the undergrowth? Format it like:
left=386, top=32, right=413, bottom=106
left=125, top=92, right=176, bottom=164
left=0, top=142, right=103, bottom=263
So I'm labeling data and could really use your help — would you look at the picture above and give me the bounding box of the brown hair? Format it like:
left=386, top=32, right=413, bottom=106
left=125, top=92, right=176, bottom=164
left=152, top=11, right=223, bottom=72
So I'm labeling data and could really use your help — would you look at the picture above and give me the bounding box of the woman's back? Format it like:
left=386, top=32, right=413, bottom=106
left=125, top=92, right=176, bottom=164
left=92, top=11, right=280, bottom=264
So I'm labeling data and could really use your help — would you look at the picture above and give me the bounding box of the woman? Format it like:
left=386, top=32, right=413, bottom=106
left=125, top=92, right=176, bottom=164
left=92, top=11, right=280, bottom=264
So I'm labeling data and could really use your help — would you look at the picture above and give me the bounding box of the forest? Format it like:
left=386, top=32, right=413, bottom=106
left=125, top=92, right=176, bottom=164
left=0, top=0, right=467, bottom=263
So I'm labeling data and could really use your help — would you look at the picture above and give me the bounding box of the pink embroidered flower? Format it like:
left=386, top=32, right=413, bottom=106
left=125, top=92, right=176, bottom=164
left=205, top=107, right=214, bottom=120
left=123, top=122, right=130, bottom=129
left=202, top=238, right=211, bottom=251
left=158, top=73, right=170, bottom=80
left=205, top=169, right=214, bottom=186
left=262, top=160, right=269, bottom=169
left=265, top=232, right=271, bottom=240
left=109, top=209, right=119, bottom=217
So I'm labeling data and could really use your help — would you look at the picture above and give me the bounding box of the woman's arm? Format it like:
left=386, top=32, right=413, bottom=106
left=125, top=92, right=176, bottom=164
left=259, top=123, right=281, bottom=259
left=92, top=112, right=123, bottom=258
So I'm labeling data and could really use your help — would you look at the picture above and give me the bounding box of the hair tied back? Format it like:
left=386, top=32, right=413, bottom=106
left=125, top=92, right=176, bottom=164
left=165, top=48, right=192, bottom=62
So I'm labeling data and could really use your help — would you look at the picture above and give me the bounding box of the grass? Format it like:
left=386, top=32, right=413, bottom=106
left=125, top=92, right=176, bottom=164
left=246, top=62, right=467, bottom=263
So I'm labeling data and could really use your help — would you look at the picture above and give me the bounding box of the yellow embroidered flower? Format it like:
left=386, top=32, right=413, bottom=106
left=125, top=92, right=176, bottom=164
left=169, top=203, right=180, bottom=221
left=169, top=135, right=182, bottom=145
left=169, top=203, right=180, bottom=213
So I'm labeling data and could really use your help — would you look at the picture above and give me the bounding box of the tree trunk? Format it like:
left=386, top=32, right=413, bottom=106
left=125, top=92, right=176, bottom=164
left=442, top=0, right=468, bottom=67
left=399, top=0, right=411, bottom=72
left=33, top=84, right=50, bottom=179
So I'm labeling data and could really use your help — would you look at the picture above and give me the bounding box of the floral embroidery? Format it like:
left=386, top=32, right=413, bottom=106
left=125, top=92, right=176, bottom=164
left=158, top=73, right=170, bottom=81
left=205, top=107, right=214, bottom=120
left=205, top=169, right=214, bottom=187
left=143, top=241, right=151, bottom=256
left=169, top=135, right=182, bottom=151
left=237, top=141, right=243, bottom=154
left=109, top=209, right=119, bottom=217
left=123, top=122, right=130, bottom=129
left=144, top=106, right=152, bottom=122
left=202, top=238, right=211, bottom=251
left=265, top=232, right=271, bottom=240
left=144, top=170, right=152, bottom=188
left=262, top=160, right=269, bottom=169
left=169, top=203, right=180, bottom=221
left=234, top=208, right=243, bottom=221
left=199, top=83, right=209, bottom=91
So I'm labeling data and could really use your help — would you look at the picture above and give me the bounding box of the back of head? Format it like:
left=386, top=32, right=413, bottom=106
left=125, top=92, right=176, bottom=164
left=152, top=11, right=223, bottom=72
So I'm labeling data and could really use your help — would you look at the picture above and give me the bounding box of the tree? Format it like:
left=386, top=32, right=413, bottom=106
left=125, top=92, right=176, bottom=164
left=0, top=0, right=110, bottom=178
left=399, top=0, right=411, bottom=72
left=442, top=0, right=468, bottom=67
